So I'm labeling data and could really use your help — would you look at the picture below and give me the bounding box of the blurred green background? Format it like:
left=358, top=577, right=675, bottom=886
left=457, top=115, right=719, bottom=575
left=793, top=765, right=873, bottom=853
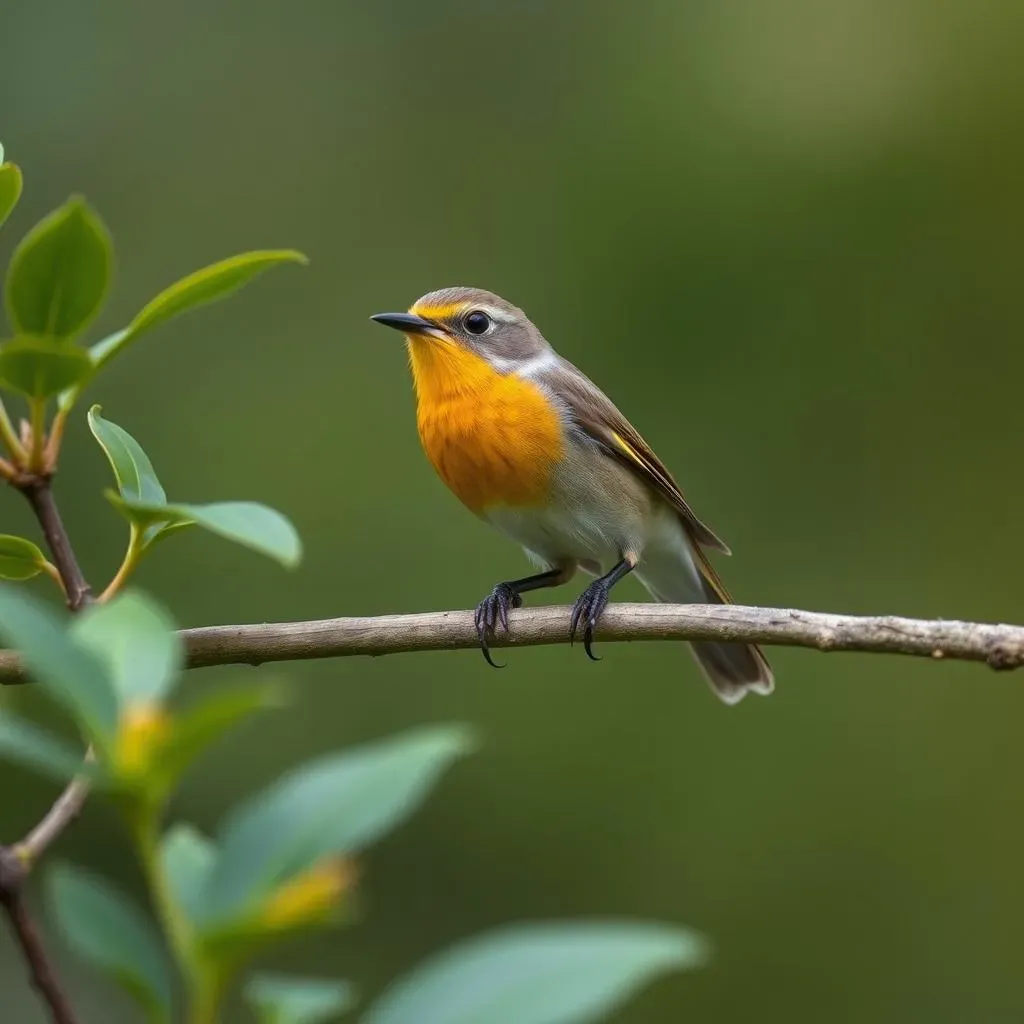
left=3, top=0, right=1024, bottom=1020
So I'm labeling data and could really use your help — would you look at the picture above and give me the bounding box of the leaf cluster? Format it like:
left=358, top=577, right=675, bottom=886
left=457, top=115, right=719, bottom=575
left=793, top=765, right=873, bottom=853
left=1, top=586, right=705, bottom=1023
left=0, top=144, right=705, bottom=1024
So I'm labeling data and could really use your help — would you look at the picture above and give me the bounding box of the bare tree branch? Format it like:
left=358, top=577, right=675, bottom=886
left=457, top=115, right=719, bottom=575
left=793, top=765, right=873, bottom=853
left=1, top=602, right=1021, bottom=685
left=0, top=473, right=93, bottom=1024
left=18, top=780, right=91, bottom=864
left=17, top=476, right=93, bottom=611
left=19, top=753, right=94, bottom=865
left=0, top=847, right=83, bottom=1024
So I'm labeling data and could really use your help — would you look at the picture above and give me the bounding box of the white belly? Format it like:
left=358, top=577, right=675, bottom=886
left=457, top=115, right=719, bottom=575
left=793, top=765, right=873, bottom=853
left=483, top=442, right=704, bottom=604
left=485, top=503, right=620, bottom=575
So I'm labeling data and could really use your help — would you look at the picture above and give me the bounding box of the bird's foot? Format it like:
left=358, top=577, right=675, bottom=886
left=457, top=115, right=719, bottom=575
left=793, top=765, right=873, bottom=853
left=474, top=582, right=523, bottom=668
left=569, top=578, right=611, bottom=661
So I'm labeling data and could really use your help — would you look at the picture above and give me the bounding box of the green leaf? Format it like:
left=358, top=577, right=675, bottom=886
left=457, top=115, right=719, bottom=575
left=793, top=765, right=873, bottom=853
left=88, top=406, right=300, bottom=566
left=104, top=491, right=172, bottom=529
left=89, top=250, right=307, bottom=374
left=88, top=405, right=166, bottom=504
left=161, top=823, right=217, bottom=923
left=143, top=518, right=195, bottom=547
left=114, top=499, right=302, bottom=568
left=247, top=974, right=355, bottom=1024
left=87, top=326, right=129, bottom=368
left=0, top=336, right=94, bottom=398
left=199, top=724, right=475, bottom=926
left=0, top=715, right=92, bottom=783
left=57, top=329, right=127, bottom=411
left=71, top=591, right=182, bottom=705
left=0, top=534, right=48, bottom=580
left=361, top=922, right=707, bottom=1024
left=47, top=863, right=174, bottom=1024
left=166, top=502, right=301, bottom=568
left=155, top=681, right=284, bottom=789
left=5, top=196, right=112, bottom=340
left=0, top=584, right=117, bottom=750
left=0, top=162, right=23, bottom=230
left=88, top=407, right=300, bottom=565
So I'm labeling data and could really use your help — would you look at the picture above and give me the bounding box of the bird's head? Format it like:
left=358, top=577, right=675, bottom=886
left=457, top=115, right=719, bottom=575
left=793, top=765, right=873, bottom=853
left=371, top=286, right=551, bottom=369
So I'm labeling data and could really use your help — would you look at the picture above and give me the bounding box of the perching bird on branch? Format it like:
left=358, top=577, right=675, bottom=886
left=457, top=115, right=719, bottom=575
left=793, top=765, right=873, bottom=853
left=371, top=287, right=773, bottom=704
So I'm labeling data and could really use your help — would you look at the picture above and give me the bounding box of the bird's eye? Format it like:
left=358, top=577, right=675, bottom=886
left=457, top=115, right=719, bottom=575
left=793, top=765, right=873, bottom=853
left=464, top=310, right=491, bottom=335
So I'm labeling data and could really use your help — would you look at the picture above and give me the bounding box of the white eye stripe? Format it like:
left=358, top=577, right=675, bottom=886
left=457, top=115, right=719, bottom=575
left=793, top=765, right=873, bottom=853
left=517, top=350, right=560, bottom=376
left=466, top=304, right=517, bottom=325
left=487, top=350, right=559, bottom=377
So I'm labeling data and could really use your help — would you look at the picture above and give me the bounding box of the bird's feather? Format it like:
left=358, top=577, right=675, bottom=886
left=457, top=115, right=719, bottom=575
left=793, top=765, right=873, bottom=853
left=542, top=356, right=732, bottom=556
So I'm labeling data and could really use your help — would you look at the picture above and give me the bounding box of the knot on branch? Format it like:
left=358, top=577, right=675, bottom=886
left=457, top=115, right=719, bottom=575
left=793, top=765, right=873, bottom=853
left=0, top=845, right=29, bottom=903
left=8, top=469, right=52, bottom=492
left=985, top=643, right=1024, bottom=671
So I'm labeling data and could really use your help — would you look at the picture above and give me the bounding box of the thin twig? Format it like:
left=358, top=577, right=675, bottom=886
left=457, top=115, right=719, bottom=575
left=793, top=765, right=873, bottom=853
left=0, top=397, right=27, bottom=463
left=0, top=849, right=83, bottom=1024
left=27, top=400, right=47, bottom=474
left=1, top=602, right=1021, bottom=685
left=0, top=473, right=94, bottom=1023
left=42, top=409, right=68, bottom=471
left=39, top=559, right=68, bottom=597
left=98, top=523, right=143, bottom=602
left=18, top=752, right=95, bottom=866
left=17, top=476, right=93, bottom=610
left=17, top=779, right=91, bottom=864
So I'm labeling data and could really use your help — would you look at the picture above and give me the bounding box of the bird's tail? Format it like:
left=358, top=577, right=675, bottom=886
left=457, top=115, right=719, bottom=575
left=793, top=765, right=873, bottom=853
left=635, top=540, right=774, bottom=706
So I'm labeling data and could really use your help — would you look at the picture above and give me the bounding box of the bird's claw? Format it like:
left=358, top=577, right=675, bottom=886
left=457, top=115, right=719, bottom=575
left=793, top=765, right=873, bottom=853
left=569, top=580, right=610, bottom=661
left=474, top=583, right=523, bottom=668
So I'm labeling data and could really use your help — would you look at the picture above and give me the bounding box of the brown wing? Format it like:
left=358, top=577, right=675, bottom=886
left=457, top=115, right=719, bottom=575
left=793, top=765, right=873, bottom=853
left=549, top=356, right=732, bottom=557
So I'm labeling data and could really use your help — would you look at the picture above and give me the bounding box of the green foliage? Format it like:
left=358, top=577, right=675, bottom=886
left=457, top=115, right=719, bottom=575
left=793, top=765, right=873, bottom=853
left=0, top=582, right=281, bottom=801
left=153, top=501, right=302, bottom=567
left=0, top=578, right=702, bottom=1024
left=47, top=863, right=175, bottom=1024
left=0, top=533, right=48, bottom=580
left=160, top=824, right=217, bottom=923
left=0, top=335, right=93, bottom=398
left=89, top=250, right=308, bottom=373
left=57, top=250, right=306, bottom=411
left=198, top=725, right=475, bottom=930
left=0, top=158, right=23, bottom=230
left=151, top=682, right=283, bottom=793
left=361, top=922, right=707, bottom=1024
left=0, top=159, right=702, bottom=1024
left=111, top=499, right=303, bottom=568
left=0, top=716, right=97, bottom=784
left=72, top=591, right=182, bottom=705
left=5, top=196, right=112, bottom=341
left=90, top=406, right=302, bottom=567
left=0, top=585, right=118, bottom=753
left=246, top=974, right=355, bottom=1024
left=88, top=405, right=166, bottom=505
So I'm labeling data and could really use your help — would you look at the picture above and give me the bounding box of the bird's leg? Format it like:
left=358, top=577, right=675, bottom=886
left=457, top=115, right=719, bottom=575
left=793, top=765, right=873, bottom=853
left=475, top=565, right=572, bottom=668
left=569, top=555, right=637, bottom=661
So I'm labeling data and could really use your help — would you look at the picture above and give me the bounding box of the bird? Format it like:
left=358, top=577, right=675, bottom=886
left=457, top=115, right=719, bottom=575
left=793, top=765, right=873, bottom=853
left=370, top=287, right=773, bottom=704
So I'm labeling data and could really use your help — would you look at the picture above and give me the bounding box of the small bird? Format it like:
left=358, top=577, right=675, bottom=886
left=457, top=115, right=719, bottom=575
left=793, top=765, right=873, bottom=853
left=371, top=287, right=773, bottom=704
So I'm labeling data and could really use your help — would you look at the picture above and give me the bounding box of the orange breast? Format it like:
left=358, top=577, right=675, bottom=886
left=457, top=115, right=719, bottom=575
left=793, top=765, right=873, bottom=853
left=408, top=338, right=564, bottom=514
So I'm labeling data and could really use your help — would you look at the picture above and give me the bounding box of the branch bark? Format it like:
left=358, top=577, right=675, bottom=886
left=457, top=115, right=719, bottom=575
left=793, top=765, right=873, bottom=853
left=0, top=850, right=82, bottom=1024
left=1, top=602, right=1021, bottom=684
left=18, top=476, right=93, bottom=611
left=20, top=770, right=92, bottom=865
left=1, top=473, right=92, bottom=1024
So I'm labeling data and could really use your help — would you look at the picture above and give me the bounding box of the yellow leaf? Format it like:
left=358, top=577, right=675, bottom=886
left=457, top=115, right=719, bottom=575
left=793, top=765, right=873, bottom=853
left=259, top=858, right=356, bottom=931
left=116, top=702, right=171, bottom=775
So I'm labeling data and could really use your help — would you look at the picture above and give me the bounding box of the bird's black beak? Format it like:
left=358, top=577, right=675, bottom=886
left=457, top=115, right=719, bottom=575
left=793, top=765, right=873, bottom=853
left=370, top=312, right=438, bottom=337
